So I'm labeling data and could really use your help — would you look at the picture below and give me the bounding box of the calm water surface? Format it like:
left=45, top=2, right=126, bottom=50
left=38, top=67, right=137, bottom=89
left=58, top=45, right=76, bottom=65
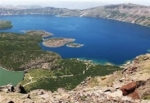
left=0, top=68, right=24, bottom=86
left=1, top=15, right=150, bottom=65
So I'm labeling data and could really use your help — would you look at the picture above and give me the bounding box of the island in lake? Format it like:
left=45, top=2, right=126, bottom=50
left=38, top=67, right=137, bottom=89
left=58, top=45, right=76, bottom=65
left=0, top=20, right=13, bottom=29
left=67, top=43, right=84, bottom=48
left=24, top=30, right=84, bottom=48
left=43, top=37, right=75, bottom=47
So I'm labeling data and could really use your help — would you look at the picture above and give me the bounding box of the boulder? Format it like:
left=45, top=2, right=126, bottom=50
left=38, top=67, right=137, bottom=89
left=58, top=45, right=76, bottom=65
left=120, top=81, right=140, bottom=99
left=120, top=82, right=137, bottom=96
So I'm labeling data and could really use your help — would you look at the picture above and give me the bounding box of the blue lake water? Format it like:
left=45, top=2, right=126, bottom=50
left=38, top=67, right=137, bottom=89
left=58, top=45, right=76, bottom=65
left=0, top=15, right=150, bottom=65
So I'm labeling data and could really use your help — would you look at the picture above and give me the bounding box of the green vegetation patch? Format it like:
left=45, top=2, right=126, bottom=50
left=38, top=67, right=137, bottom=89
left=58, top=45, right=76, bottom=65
left=0, top=32, right=60, bottom=71
left=0, top=20, right=13, bottom=29
left=20, top=59, right=122, bottom=92
left=143, top=95, right=150, bottom=100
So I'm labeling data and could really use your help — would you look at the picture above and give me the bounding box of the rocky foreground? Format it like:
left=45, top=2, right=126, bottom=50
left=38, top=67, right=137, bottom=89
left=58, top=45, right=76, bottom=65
left=1, top=54, right=150, bottom=103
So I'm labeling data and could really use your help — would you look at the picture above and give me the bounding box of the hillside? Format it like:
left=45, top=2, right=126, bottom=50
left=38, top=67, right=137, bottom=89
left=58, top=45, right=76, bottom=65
left=0, top=32, right=60, bottom=71
left=0, top=31, right=121, bottom=91
left=80, top=3, right=150, bottom=27
left=0, top=54, right=150, bottom=103
left=0, top=4, right=150, bottom=102
left=0, top=3, right=150, bottom=27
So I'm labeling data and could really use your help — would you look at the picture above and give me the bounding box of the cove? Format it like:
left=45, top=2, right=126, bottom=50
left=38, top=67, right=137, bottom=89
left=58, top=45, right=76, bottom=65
left=0, top=15, right=150, bottom=65
left=0, top=67, right=24, bottom=86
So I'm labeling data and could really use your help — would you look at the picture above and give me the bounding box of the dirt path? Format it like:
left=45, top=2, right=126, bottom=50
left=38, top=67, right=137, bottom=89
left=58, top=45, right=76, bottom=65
left=23, top=74, right=36, bottom=87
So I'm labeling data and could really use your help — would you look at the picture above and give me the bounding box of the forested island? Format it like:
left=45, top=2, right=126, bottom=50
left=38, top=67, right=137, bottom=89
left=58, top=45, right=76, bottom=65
left=0, top=20, right=13, bottom=29
left=67, top=43, right=84, bottom=48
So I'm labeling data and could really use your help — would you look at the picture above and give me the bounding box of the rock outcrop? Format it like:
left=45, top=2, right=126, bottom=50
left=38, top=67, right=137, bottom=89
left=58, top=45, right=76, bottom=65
left=0, top=84, right=27, bottom=94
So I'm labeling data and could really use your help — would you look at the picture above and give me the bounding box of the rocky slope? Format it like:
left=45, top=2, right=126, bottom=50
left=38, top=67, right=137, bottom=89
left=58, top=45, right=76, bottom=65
left=0, top=7, right=80, bottom=16
left=1, top=53, right=150, bottom=103
left=0, top=3, right=150, bottom=27
left=80, top=3, right=150, bottom=27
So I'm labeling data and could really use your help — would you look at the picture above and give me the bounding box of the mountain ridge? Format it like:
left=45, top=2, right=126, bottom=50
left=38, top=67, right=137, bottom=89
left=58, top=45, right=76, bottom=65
left=0, top=3, right=150, bottom=27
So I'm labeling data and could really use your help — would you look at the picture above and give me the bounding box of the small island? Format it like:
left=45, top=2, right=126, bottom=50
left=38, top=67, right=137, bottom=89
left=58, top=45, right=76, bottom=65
left=26, top=30, right=53, bottom=37
left=0, top=20, right=13, bottom=29
left=43, top=37, right=75, bottom=47
left=67, top=43, right=84, bottom=48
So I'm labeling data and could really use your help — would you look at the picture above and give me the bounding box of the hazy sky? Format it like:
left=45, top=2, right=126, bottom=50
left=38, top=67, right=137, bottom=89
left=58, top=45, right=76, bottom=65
left=0, top=0, right=150, bottom=8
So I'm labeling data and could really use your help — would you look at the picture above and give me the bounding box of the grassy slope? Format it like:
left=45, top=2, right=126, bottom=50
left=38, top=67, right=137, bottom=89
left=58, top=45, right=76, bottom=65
left=20, top=59, right=122, bottom=92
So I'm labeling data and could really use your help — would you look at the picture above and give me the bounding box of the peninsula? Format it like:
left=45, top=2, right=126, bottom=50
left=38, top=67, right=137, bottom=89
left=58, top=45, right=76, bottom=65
left=26, top=30, right=53, bottom=37
left=0, top=20, right=13, bottom=29
left=0, top=32, right=60, bottom=71
left=43, top=37, right=75, bottom=47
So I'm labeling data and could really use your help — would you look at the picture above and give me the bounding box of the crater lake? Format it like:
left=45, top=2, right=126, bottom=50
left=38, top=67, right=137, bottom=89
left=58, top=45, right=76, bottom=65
left=1, top=15, right=150, bottom=65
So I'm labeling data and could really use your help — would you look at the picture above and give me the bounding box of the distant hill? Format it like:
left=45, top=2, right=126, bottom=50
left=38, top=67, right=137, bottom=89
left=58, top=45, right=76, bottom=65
left=80, top=3, right=150, bottom=27
left=41, top=1, right=108, bottom=9
left=0, top=3, right=150, bottom=27
left=0, top=5, right=42, bottom=9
